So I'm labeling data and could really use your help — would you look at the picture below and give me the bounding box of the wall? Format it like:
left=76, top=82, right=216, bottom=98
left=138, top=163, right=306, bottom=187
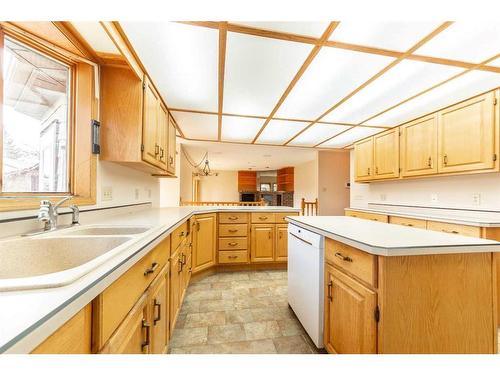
left=318, top=151, right=350, bottom=215
left=159, top=143, right=181, bottom=207
left=349, top=150, right=500, bottom=211
left=293, top=156, right=319, bottom=208
left=179, top=144, right=196, bottom=202
left=199, top=171, right=239, bottom=202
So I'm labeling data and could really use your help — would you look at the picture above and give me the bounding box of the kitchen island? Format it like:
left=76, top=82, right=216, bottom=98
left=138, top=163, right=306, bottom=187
left=287, top=216, right=500, bottom=354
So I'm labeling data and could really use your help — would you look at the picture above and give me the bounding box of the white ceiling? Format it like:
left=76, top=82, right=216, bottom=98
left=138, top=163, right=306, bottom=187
left=71, top=22, right=118, bottom=54
left=180, top=139, right=319, bottom=171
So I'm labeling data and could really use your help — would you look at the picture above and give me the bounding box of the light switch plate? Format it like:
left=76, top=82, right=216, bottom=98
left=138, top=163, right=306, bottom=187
left=102, top=186, right=113, bottom=201
left=430, top=194, right=438, bottom=203
left=472, top=193, right=481, bottom=206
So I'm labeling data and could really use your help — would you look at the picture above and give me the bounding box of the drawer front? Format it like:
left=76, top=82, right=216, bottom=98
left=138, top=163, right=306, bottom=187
left=275, top=212, right=299, bottom=223
left=345, top=209, right=388, bottom=223
left=251, top=212, right=276, bottom=223
left=219, top=237, right=248, bottom=250
left=218, top=250, right=248, bottom=264
left=219, top=212, right=248, bottom=224
left=171, top=221, right=189, bottom=251
left=325, top=239, right=377, bottom=288
left=389, top=216, right=427, bottom=229
left=426, top=221, right=481, bottom=238
left=94, top=239, right=169, bottom=349
left=219, top=224, right=248, bottom=237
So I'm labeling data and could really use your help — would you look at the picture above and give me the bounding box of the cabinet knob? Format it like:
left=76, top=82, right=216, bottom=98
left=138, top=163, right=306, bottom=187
left=427, top=156, right=432, bottom=167
left=143, top=262, right=158, bottom=276
left=443, top=154, right=448, bottom=165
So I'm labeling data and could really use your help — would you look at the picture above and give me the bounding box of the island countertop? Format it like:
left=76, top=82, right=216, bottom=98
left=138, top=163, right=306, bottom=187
left=287, top=216, right=500, bottom=256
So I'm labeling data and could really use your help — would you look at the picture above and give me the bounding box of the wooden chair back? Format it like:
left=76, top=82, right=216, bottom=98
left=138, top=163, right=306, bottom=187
left=301, top=198, right=319, bottom=216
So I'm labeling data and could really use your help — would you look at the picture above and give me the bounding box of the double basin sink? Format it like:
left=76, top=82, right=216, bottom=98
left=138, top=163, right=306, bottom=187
left=0, top=225, right=153, bottom=292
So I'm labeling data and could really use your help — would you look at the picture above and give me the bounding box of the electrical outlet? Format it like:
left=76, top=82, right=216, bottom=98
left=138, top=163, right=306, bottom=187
left=102, top=186, right=113, bottom=201
left=380, top=194, right=387, bottom=202
left=472, top=193, right=481, bottom=206
left=135, top=188, right=140, bottom=200
left=430, top=194, right=438, bottom=203
left=146, top=188, right=152, bottom=199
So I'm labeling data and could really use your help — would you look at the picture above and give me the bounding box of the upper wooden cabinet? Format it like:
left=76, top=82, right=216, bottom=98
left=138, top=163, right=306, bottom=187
left=100, top=66, right=176, bottom=176
left=277, top=167, right=294, bottom=192
left=400, top=114, right=438, bottom=177
left=238, top=171, right=257, bottom=191
left=354, top=137, right=374, bottom=181
left=373, top=128, right=399, bottom=180
left=437, top=91, right=497, bottom=174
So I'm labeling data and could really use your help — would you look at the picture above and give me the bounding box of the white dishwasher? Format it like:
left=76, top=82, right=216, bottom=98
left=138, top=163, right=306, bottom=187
left=287, top=223, right=325, bottom=348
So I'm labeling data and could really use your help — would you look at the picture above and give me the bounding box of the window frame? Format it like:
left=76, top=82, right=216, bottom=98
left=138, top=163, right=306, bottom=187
left=0, top=23, right=98, bottom=211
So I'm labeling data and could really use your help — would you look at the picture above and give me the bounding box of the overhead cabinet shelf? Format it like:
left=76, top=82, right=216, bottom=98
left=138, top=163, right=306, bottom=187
left=354, top=89, right=499, bottom=182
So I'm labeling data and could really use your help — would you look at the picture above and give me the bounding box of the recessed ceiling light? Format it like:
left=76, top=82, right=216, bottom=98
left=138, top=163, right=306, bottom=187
left=263, top=154, right=272, bottom=158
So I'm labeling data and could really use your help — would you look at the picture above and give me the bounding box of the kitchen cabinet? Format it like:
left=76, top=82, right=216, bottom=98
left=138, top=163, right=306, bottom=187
left=250, top=224, right=275, bottom=263
left=169, top=247, right=182, bottom=332
left=275, top=224, right=288, bottom=262
left=324, top=263, right=377, bottom=354
left=192, top=213, right=217, bottom=273
left=345, top=209, right=388, bottom=223
left=438, top=91, right=497, bottom=174
left=400, top=114, right=438, bottom=177
left=149, top=267, right=169, bottom=354
left=237, top=171, right=257, bottom=192
left=354, top=137, right=374, bottom=181
left=389, top=215, right=427, bottom=229
left=277, top=167, right=294, bottom=192
left=373, top=128, right=399, bottom=180
left=100, top=66, right=176, bottom=176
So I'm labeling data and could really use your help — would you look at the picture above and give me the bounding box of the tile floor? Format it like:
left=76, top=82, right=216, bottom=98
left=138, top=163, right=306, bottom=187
left=168, top=270, right=323, bottom=354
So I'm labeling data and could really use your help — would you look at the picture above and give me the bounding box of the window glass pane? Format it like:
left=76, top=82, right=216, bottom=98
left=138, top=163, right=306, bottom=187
left=2, top=38, right=70, bottom=193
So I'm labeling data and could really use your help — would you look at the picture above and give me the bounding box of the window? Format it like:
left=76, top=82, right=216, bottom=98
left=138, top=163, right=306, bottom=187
left=260, top=183, right=271, bottom=192
left=2, top=38, right=71, bottom=193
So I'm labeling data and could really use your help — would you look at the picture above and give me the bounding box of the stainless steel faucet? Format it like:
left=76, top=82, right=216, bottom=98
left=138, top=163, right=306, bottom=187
left=38, top=196, right=79, bottom=231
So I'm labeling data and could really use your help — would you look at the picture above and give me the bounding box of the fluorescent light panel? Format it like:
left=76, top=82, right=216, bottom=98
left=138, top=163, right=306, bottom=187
left=289, top=123, right=351, bottom=147
left=366, top=70, right=500, bottom=126
left=223, top=32, right=313, bottom=115
left=71, top=22, right=119, bottom=54
left=232, top=22, right=330, bottom=37
left=221, top=116, right=264, bottom=142
left=257, top=119, right=308, bottom=145
left=171, top=111, right=218, bottom=140
left=321, top=127, right=383, bottom=148
left=324, top=60, right=465, bottom=124
left=121, top=22, right=218, bottom=111
left=276, top=48, right=394, bottom=119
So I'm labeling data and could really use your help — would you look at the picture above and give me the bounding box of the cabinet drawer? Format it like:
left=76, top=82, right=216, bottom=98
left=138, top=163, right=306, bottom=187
left=325, top=239, right=377, bottom=288
left=219, top=212, right=248, bottom=224
left=218, top=250, right=248, bottom=264
left=389, top=216, right=427, bottom=229
left=219, top=224, right=248, bottom=237
left=219, top=237, right=247, bottom=250
left=275, top=212, right=299, bottom=223
left=426, top=221, right=481, bottom=238
left=251, top=212, right=276, bottom=223
left=93, top=239, right=169, bottom=350
left=345, top=209, right=388, bottom=223
left=171, top=220, right=189, bottom=251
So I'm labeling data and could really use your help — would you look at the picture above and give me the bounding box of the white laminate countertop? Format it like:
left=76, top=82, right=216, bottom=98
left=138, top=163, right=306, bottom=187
left=288, top=216, right=500, bottom=256
left=346, top=206, right=500, bottom=227
left=0, top=206, right=299, bottom=354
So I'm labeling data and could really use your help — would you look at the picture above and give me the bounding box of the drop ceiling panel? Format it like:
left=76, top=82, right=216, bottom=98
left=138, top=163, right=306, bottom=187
left=415, top=22, right=500, bottom=63
left=121, top=22, right=218, bottom=111
left=221, top=116, right=264, bottom=142
left=366, top=70, right=500, bottom=126
left=329, top=22, right=442, bottom=51
left=71, top=22, right=118, bottom=54
left=289, top=123, right=351, bottom=147
left=321, top=127, right=384, bottom=148
left=231, top=22, right=329, bottom=37
left=276, top=48, right=394, bottom=120
left=486, top=57, right=500, bottom=68
left=172, top=111, right=218, bottom=140
left=324, top=60, right=465, bottom=124
left=223, top=32, right=313, bottom=115
left=257, top=119, right=308, bottom=145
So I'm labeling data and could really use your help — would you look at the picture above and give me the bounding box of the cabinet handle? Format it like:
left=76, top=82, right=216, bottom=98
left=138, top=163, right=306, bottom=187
left=179, top=231, right=185, bottom=237
left=442, top=229, right=459, bottom=235
left=154, top=144, right=159, bottom=156
left=197, top=222, right=200, bottom=231
left=178, top=258, right=183, bottom=273
left=327, top=281, right=333, bottom=302
left=443, top=154, right=448, bottom=165
left=153, top=299, right=161, bottom=325
left=182, top=253, right=187, bottom=265
left=375, top=166, right=379, bottom=174
left=428, top=157, right=432, bottom=167
left=169, top=156, right=174, bottom=165
left=144, top=262, right=158, bottom=276
left=228, top=255, right=238, bottom=259
left=141, top=319, right=150, bottom=352
left=334, top=252, right=353, bottom=262
left=228, top=242, right=238, bottom=246
left=405, top=223, right=413, bottom=227
left=279, top=232, right=282, bottom=239
left=268, top=231, right=271, bottom=239
left=228, top=216, right=238, bottom=220
left=160, top=148, right=164, bottom=159
left=259, top=216, right=268, bottom=220
left=228, top=229, right=238, bottom=233
left=367, top=167, right=370, bottom=175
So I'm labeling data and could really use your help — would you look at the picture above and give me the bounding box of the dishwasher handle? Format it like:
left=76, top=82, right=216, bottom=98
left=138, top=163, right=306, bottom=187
left=289, top=232, right=313, bottom=246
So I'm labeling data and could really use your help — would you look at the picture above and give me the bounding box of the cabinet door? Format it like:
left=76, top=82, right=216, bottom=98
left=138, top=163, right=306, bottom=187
left=400, top=114, right=438, bottom=177
left=100, top=294, right=149, bottom=354
left=275, top=224, right=288, bottom=262
left=157, top=103, right=169, bottom=171
left=149, top=268, right=169, bottom=354
left=192, top=214, right=216, bottom=273
left=354, top=137, right=374, bottom=181
left=167, top=115, right=177, bottom=174
left=324, top=264, right=377, bottom=354
left=169, top=250, right=182, bottom=333
left=142, top=78, right=161, bottom=167
left=250, top=224, right=275, bottom=263
left=373, top=128, right=399, bottom=179
left=438, top=91, right=496, bottom=174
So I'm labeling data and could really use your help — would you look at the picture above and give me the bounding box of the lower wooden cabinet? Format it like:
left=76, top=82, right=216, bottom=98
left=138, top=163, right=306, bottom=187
left=250, top=224, right=275, bottom=262
left=170, top=247, right=182, bottom=332
left=149, top=266, right=170, bottom=354
left=275, top=224, right=288, bottom=262
left=192, top=213, right=216, bottom=273
left=324, top=263, right=377, bottom=354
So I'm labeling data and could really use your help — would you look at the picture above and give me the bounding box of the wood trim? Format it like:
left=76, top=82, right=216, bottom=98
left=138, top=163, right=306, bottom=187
left=217, top=23, right=227, bottom=141
left=313, top=126, right=354, bottom=147
left=52, top=22, right=100, bottom=62
left=284, top=22, right=453, bottom=146
left=251, top=22, right=340, bottom=143
left=0, top=29, right=3, bottom=194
